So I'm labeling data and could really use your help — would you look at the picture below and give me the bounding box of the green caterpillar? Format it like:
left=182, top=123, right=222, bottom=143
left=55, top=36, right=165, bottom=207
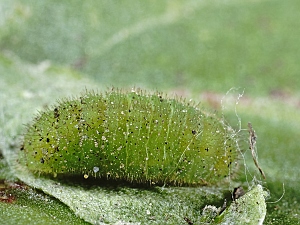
left=20, top=89, right=240, bottom=186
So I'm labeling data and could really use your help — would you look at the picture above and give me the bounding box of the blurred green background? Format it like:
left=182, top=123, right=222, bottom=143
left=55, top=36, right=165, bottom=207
left=0, top=0, right=299, bottom=224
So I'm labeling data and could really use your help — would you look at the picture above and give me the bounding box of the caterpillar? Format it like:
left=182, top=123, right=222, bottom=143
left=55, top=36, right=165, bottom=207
left=19, top=88, right=240, bottom=186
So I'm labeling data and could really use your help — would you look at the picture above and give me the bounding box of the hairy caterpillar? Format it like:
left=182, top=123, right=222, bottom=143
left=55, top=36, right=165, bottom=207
left=20, top=89, right=240, bottom=186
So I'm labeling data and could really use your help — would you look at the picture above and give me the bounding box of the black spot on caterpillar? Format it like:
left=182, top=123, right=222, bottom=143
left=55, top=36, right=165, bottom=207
left=19, top=89, right=240, bottom=186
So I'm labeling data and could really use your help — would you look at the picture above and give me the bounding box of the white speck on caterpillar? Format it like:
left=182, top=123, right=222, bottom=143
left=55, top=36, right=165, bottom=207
left=93, top=167, right=99, bottom=173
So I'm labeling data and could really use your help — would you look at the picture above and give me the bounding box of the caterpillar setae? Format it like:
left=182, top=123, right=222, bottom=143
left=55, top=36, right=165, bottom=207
left=19, top=88, right=240, bottom=186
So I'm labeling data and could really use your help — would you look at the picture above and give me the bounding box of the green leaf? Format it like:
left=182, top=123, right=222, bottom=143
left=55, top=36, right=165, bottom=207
left=217, top=185, right=268, bottom=225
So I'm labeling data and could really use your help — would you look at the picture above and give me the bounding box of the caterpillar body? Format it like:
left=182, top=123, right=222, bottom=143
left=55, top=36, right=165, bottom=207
left=20, top=89, right=239, bottom=186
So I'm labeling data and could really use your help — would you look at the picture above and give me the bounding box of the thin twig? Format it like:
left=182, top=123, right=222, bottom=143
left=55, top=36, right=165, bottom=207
left=248, top=122, right=266, bottom=179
